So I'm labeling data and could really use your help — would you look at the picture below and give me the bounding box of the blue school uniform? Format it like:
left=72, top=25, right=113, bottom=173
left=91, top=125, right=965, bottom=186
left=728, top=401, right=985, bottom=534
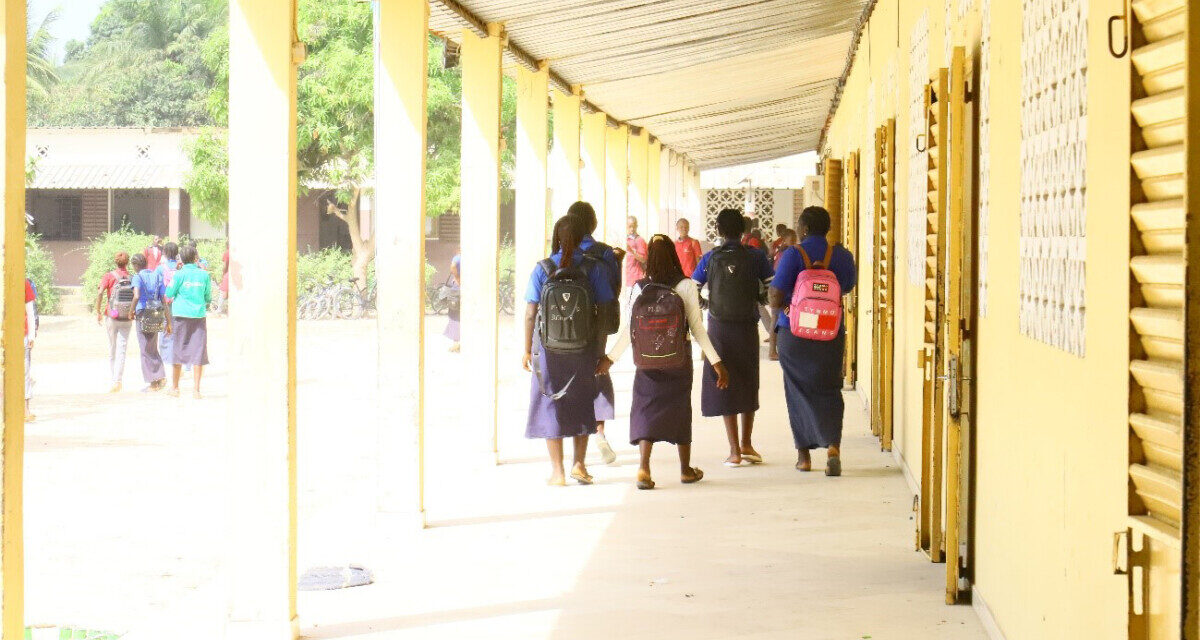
left=692, top=239, right=774, bottom=417
left=578, top=234, right=619, bottom=421
left=524, top=249, right=615, bottom=439
left=769, top=235, right=857, bottom=450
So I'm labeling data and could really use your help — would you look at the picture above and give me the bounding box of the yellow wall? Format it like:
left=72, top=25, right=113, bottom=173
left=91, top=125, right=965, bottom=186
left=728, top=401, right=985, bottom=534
left=824, top=1, right=1130, bottom=636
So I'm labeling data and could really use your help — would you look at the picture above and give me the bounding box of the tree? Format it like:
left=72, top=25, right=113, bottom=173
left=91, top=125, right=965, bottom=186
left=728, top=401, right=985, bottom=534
left=187, top=5, right=518, bottom=283
left=26, top=1, right=60, bottom=110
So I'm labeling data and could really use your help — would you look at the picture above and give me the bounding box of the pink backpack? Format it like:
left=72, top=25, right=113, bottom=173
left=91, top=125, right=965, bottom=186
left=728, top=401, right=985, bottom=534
left=788, top=244, right=842, bottom=341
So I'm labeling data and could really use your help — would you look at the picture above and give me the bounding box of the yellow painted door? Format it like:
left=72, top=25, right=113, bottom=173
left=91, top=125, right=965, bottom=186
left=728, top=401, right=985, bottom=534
left=1120, top=1, right=1190, bottom=638
left=872, top=120, right=897, bottom=452
left=919, top=73, right=949, bottom=562
left=844, top=151, right=860, bottom=389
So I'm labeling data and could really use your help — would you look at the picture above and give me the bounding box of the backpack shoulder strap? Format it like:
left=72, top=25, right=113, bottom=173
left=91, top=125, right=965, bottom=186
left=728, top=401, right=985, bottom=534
left=538, top=258, right=556, bottom=278
left=819, top=244, right=835, bottom=269
left=796, top=246, right=814, bottom=270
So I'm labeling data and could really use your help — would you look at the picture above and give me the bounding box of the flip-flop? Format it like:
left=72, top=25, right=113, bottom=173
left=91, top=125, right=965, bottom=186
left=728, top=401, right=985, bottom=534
left=681, top=467, right=704, bottom=484
left=741, top=453, right=763, bottom=464
left=723, top=459, right=743, bottom=467
left=547, top=477, right=567, bottom=487
left=571, top=469, right=594, bottom=485
left=825, top=457, right=842, bottom=477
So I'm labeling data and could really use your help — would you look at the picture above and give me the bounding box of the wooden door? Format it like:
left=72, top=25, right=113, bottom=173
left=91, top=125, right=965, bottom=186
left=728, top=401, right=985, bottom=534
left=943, top=45, right=973, bottom=605
left=844, top=151, right=861, bottom=389
left=918, top=71, right=949, bottom=562
left=872, top=120, right=897, bottom=452
left=1119, top=1, right=1191, bottom=637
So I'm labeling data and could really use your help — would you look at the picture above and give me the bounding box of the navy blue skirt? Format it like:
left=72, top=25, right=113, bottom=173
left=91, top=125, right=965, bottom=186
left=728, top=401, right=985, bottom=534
left=701, top=316, right=760, bottom=417
left=778, top=328, right=845, bottom=449
left=526, top=336, right=600, bottom=440
left=629, top=356, right=693, bottom=445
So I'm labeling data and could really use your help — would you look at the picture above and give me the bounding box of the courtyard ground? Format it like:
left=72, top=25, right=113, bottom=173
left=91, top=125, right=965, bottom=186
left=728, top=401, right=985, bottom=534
left=25, top=314, right=987, bottom=639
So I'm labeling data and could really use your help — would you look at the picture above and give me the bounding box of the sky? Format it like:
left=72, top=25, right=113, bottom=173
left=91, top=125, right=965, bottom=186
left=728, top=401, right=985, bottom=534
left=29, top=0, right=107, bottom=63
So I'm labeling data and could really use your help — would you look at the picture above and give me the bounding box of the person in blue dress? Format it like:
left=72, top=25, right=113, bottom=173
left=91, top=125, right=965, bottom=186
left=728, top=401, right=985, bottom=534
left=769, top=206, right=857, bottom=476
left=523, top=215, right=615, bottom=486
left=693, top=209, right=774, bottom=467
left=566, top=200, right=621, bottom=465
left=444, top=250, right=461, bottom=352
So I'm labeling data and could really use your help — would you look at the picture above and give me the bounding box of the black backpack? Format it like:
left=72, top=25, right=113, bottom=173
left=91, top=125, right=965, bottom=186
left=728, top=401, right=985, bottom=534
left=630, top=279, right=688, bottom=370
left=706, top=245, right=761, bottom=321
left=110, top=273, right=135, bottom=319
left=536, top=257, right=597, bottom=354
left=584, top=244, right=620, bottom=335
left=138, top=300, right=166, bottom=334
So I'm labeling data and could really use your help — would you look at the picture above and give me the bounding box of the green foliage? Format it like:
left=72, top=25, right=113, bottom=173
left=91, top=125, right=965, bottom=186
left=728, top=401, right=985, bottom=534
left=183, top=129, right=229, bottom=224
left=80, top=226, right=152, bottom=300
left=26, top=2, right=60, bottom=108
left=25, top=234, right=58, bottom=314
left=28, top=0, right=225, bottom=127
left=498, top=236, right=515, bottom=285
left=297, top=246, right=433, bottom=296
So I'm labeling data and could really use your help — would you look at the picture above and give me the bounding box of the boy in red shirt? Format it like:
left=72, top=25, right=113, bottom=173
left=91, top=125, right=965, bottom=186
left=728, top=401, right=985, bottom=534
left=673, top=218, right=703, bottom=277
left=95, top=251, right=134, bottom=392
left=623, top=216, right=647, bottom=291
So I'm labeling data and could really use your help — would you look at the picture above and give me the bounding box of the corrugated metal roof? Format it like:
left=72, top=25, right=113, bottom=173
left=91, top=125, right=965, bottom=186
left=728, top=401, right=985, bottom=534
left=29, top=163, right=186, bottom=189
left=431, top=0, right=869, bottom=169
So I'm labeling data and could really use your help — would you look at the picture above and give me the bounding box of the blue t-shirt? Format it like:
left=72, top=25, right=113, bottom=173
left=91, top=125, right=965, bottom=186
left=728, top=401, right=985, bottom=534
left=524, top=249, right=616, bottom=305
left=133, top=268, right=166, bottom=312
left=450, top=254, right=461, bottom=289
left=691, top=239, right=774, bottom=286
left=770, top=235, right=857, bottom=330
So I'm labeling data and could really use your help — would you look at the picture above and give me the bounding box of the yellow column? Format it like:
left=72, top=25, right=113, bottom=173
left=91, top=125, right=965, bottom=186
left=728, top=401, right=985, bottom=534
left=550, top=87, right=581, bottom=218
left=375, top=0, right=427, bottom=525
left=628, top=128, right=650, bottom=234
left=580, top=110, right=607, bottom=231
left=647, top=139, right=662, bottom=236
left=604, top=124, right=629, bottom=245
left=226, top=0, right=298, bottom=637
left=515, top=63, right=549, bottom=304
left=0, top=1, right=23, bottom=636
left=460, top=24, right=503, bottom=462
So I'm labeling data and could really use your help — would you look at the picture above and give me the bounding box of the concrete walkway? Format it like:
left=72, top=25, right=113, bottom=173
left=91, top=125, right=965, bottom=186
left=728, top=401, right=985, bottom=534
left=25, top=315, right=986, bottom=639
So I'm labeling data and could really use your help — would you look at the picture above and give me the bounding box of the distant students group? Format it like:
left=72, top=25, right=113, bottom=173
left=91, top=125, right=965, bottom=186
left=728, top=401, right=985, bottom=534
left=95, top=237, right=216, bottom=399
left=523, top=202, right=856, bottom=488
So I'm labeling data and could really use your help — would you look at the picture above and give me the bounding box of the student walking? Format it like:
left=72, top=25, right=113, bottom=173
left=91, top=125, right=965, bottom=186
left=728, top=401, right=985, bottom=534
left=130, top=253, right=168, bottom=392
left=523, top=215, right=614, bottom=486
left=24, top=278, right=36, bottom=422
left=693, top=209, right=774, bottom=466
left=164, top=245, right=212, bottom=399
left=624, top=216, right=647, bottom=294
left=769, top=206, right=856, bottom=475
left=600, top=235, right=728, bottom=490
left=95, top=251, right=136, bottom=393
left=567, top=201, right=620, bottom=465
left=157, top=242, right=180, bottom=364
left=673, top=218, right=703, bottom=277
left=144, top=236, right=164, bottom=271
left=444, top=250, right=461, bottom=352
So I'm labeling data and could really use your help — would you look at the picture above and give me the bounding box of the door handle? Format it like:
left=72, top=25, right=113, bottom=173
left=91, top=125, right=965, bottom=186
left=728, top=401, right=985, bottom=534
left=1107, top=10, right=1129, bottom=58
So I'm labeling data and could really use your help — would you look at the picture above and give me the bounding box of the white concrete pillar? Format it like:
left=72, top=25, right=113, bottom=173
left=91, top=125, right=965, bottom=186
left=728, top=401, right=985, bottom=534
left=374, top=0, right=428, bottom=525
left=550, top=87, right=581, bottom=218
left=580, top=110, right=607, bottom=228
left=514, top=63, right=549, bottom=313
left=628, top=128, right=650, bottom=235
left=604, top=124, right=629, bottom=245
left=0, top=0, right=24, bottom=636
left=225, top=1, right=299, bottom=638
left=168, top=187, right=182, bottom=241
left=460, top=24, right=503, bottom=462
left=647, top=139, right=662, bottom=236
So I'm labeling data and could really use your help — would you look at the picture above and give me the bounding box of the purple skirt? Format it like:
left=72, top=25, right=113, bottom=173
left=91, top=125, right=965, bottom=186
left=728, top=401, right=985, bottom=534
left=525, top=336, right=600, bottom=439
left=170, top=316, right=210, bottom=366
left=594, top=340, right=615, bottom=421
left=629, top=356, right=693, bottom=445
left=701, top=316, right=760, bottom=417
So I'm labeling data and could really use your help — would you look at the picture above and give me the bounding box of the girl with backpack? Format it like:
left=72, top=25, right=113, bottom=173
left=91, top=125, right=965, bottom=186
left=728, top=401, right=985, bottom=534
left=692, top=209, right=775, bottom=467
left=130, top=253, right=168, bottom=392
left=164, top=245, right=213, bottom=399
left=598, top=235, right=728, bottom=490
left=768, top=206, right=857, bottom=476
left=523, top=215, right=615, bottom=486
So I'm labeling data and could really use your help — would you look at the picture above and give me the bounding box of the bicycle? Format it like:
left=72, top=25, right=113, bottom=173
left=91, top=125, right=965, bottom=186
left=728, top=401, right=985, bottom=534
left=332, top=277, right=377, bottom=319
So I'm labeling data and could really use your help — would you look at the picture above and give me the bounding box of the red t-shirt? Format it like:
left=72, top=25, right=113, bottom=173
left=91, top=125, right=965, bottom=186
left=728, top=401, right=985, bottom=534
left=24, top=279, right=34, bottom=336
left=99, top=268, right=131, bottom=317
left=741, top=233, right=763, bottom=250
left=624, top=234, right=647, bottom=286
left=674, top=237, right=702, bottom=277
left=144, top=246, right=163, bottom=272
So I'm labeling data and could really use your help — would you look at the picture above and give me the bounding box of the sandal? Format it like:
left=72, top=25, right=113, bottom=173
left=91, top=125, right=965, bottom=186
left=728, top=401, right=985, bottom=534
left=825, top=456, right=842, bottom=477
left=741, top=450, right=763, bottom=464
left=570, top=465, right=594, bottom=485
left=636, top=469, right=655, bottom=490
left=681, top=467, right=704, bottom=484
left=796, top=451, right=812, bottom=472
left=547, top=476, right=567, bottom=487
left=723, top=455, right=743, bottom=468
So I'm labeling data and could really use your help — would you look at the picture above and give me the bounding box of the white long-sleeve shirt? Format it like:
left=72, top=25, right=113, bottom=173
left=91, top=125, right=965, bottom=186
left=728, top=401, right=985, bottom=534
left=607, top=278, right=722, bottom=365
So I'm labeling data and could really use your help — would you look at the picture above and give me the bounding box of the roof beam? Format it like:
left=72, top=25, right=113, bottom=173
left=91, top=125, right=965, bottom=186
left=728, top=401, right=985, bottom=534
left=431, top=0, right=627, bottom=131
